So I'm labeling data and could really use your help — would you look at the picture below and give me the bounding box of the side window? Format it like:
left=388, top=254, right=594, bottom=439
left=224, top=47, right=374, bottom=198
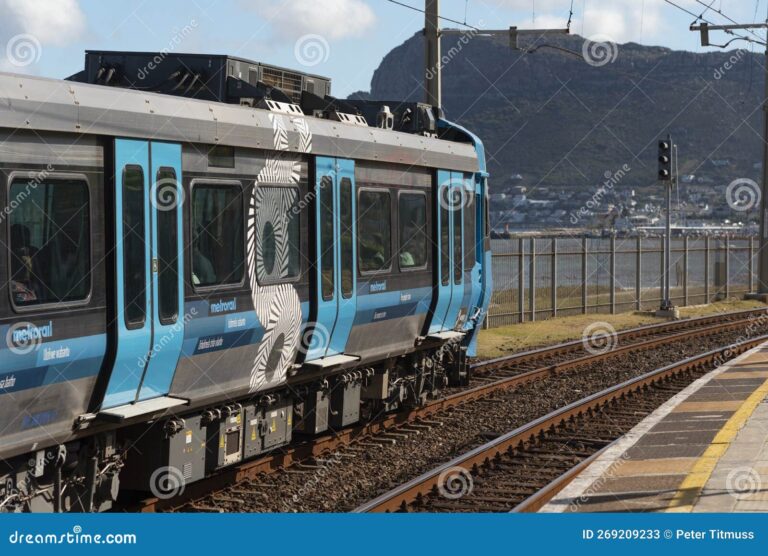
left=253, top=185, right=300, bottom=285
left=398, top=192, right=428, bottom=270
left=122, top=167, right=146, bottom=326
left=339, top=178, right=354, bottom=298
left=156, top=167, right=179, bottom=325
left=440, top=195, right=450, bottom=286
left=191, top=183, right=244, bottom=288
left=319, top=176, right=334, bottom=300
left=453, top=194, right=462, bottom=284
left=464, top=184, right=475, bottom=269
left=9, top=177, right=91, bottom=308
left=358, top=189, right=391, bottom=273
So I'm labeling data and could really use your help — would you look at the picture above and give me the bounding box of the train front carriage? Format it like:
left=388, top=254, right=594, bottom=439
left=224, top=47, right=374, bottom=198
left=0, top=50, right=491, bottom=512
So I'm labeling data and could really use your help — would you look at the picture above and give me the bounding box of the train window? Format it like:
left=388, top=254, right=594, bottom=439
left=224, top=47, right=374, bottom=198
left=398, top=192, right=427, bottom=270
left=340, top=178, right=354, bottom=298
left=464, top=188, right=475, bottom=269
left=440, top=193, right=450, bottom=286
left=253, top=185, right=300, bottom=285
left=156, top=167, right=179, bottom=325
left=123, top=166, right=146, bottom=326
left=484, top=181, right=490, bottom=238
left=319, top=176, right=334, bottom=300
left=453, top=191, right=463, bottom=284
left=358, top=189, right=391, bottom=273
left=207, top=145, right=235, bottom=168
left=191, top=182, right=244, bottom=288
left=9, top=177, right=90, bottom=309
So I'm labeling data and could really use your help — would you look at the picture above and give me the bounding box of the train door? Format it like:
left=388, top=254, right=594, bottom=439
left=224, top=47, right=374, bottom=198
left=306, top=157, right=358, bottom=363
left=429, top=170, right=464, bottom=333
left=444, top=171, right=465, bottom=329
left=101, top=139, right=185, bottom=411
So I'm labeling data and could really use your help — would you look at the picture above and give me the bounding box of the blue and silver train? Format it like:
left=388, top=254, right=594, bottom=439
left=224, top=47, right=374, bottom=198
left=0, top=51, right=491, bottom=511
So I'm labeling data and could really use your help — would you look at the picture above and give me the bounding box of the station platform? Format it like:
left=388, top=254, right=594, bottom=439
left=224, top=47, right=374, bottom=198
left=541, top=343, right=768, bottom=513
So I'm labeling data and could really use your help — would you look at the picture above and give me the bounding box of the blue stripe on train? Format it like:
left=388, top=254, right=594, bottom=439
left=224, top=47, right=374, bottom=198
left=0, top=333, right=106, bottom=373
left=354, top=287, right=432, bottom=325
left=179, top=303, right=265, bottom=357
left=0, top=333, right=106, bottom=396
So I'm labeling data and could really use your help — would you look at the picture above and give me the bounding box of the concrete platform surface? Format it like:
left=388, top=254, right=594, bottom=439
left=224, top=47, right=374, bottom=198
left=541, top=342, right=768, bottom=513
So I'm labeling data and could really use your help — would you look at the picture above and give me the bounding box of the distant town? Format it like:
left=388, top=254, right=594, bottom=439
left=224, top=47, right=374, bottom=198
left=490, top=161, right=761, bottom=237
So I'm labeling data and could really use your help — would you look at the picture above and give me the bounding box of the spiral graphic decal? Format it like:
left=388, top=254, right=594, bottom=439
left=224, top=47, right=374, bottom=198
left=6, top=322, right=44, bottom=355
left=726, top=178, right=761, bottom=212
left=294, top=34, right=330, bottom=67
left=151, top=175, right=185, bottom=211
left=246, top=113, right=312, bottom=393
left=149, top=466, right=186, bottom=499
left=582, top=35, right=618, bottom=67
left=726, top=467, right=762, bottom=500
left=581, top=321, right=618, bottom=356
left=6, top=34, right=42, bottom=68
left=437, top=466, right=474, bottom=500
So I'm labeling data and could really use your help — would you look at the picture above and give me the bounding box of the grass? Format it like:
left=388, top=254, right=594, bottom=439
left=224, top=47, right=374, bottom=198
left=475, top=297, right=768, bottom=360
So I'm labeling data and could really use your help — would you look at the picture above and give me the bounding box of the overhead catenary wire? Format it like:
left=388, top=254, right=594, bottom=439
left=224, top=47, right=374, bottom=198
left=663, top=0, right=763, bottom=46
left=384, top=0, right=481, bottom=31
left=693, top=0, right=766, bottom=42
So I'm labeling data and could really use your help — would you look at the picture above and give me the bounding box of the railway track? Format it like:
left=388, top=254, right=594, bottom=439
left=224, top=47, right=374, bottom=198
left=354, top=334, right=768, bottom=513
left=472, top=306, right=768, bottom=378
left=131, top=307, right=768, bottom=512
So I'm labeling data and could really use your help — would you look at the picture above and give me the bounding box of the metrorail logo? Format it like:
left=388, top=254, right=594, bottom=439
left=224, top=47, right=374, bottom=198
left=210, top=298, right=237, bottom=314
left=6, top=321, right=53, bottom=355
left=11, top=321, right=53, bottom=344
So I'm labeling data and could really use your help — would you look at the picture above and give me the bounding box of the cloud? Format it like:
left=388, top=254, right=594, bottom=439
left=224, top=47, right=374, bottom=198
left=249, top=0, right=376, bottom=40
left=0, top=0, right=85, bottom=72
left=1, top=0, right=85, bottom=45
left=481, top=0, right=673, bottom=44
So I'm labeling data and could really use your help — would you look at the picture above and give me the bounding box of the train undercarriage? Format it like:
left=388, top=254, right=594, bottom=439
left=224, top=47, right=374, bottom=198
left=0, top=340, right=469, bottom=513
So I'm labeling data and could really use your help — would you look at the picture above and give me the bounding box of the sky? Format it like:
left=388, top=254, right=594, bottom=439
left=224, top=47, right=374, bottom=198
left=0, top=0, right=766, bottom=97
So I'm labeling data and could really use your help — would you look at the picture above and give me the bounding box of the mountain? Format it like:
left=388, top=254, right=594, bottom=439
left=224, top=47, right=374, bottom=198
left=352, top=32, right=765, bottom=191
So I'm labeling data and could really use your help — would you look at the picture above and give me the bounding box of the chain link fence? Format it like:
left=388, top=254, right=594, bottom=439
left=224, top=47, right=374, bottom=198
left=486, top=235, right=757, bottom=328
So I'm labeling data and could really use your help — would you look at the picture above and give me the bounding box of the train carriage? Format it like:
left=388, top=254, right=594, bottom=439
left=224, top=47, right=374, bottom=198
left=0, top=51, right=491, bottom=512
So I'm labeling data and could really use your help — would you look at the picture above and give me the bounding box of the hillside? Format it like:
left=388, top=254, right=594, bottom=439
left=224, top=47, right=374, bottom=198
left=351, top=32, right=765, bottom=192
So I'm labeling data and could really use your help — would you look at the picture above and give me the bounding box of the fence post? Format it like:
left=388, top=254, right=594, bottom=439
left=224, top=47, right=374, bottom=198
left=610, top=235, right=616, bottom=314
left=682, top=236, right=689, bottom=306
left=518, top=237, right=525, bottom=323
left=660, top=234, right=665, bottom=307
left=636, top=236, right=642, bottom=310
left=704, top=236, right=710, bottom=303
left=725, top=236, right=730, bottom=299
left=529, top=237, right=536, bottom=322
left=582, top=237, right=588, bottom=314
left=551, top=238, right=557, bottom=319
left=749, top=236, right=755, bottom=292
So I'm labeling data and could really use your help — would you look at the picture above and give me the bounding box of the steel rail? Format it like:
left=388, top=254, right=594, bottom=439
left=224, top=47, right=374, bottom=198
left=473, top=306, right=768, bottom=374
left=353, top=333, right=768, bottom=512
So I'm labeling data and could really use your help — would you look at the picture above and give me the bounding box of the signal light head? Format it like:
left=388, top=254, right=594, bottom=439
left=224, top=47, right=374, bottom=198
left=659, top=141, right=670, bottom=151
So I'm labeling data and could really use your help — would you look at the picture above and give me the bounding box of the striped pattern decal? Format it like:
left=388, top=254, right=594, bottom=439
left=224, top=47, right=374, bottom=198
left=246, top=112, right=311, bottom=393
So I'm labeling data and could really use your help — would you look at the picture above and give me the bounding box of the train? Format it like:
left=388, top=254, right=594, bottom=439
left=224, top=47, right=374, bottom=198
left=0, top=51, right=491, bottom=512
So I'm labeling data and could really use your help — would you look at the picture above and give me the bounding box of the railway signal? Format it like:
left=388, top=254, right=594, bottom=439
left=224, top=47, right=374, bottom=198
left=658, top=134, right=677, bottom=316
left=658, top=138, right=672, bottom=182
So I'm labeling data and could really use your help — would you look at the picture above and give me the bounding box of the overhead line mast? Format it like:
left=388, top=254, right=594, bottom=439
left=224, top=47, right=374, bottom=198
left=422, top=0, right=569, bottom=110
left=691, top=21, right=768, bottom=296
